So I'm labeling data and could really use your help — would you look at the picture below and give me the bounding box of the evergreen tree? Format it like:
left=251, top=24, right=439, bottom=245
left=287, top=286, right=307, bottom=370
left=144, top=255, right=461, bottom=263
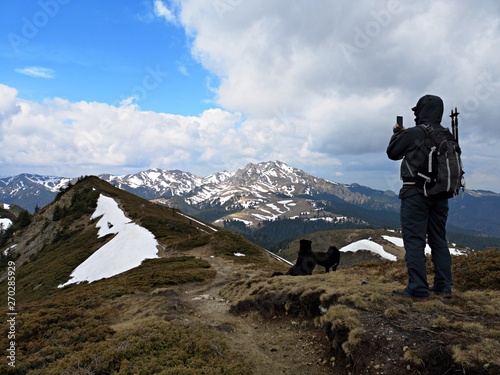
left=18, top=210, right=32, bottom=228
left=53, top=205, right=62, bottom=221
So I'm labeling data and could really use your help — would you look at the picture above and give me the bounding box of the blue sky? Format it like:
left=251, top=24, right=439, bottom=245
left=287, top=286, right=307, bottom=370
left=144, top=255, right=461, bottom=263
left=1, top=0, right=213, bottom=115
left=1, top=0, right=500, bottom=193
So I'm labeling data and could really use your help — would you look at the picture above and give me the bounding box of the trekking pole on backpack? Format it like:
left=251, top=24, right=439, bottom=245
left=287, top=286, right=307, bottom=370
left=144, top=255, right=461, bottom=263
left=450, top=107, right=459, bottom=142
left=450, top=107, right=466, bottom=197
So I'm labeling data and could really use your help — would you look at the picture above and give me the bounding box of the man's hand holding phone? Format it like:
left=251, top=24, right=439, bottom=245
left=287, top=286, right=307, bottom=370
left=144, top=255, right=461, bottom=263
left=393, top=116, right=405, bottom=132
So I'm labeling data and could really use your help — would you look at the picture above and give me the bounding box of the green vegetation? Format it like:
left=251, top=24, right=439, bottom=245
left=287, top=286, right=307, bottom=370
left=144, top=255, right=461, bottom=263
left=0, top=256, right=246, bottom=375
left=222, top=215, right=500, bottom=252
left=0, top=208, right=31, bottom=267
left=166, top=229, right=276, bottom=268
left=209, top=230, right=270, bottom=265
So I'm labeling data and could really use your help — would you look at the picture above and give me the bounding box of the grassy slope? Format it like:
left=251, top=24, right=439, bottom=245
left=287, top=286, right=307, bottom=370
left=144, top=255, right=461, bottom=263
left=1, top=176, right=499, bottom=374
left=223, top=250, right=500, bottom=374
left=0, top=176, right=279, bottom=374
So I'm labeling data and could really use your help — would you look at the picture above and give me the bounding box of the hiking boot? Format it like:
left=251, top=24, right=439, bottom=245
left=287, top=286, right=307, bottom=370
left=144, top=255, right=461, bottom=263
left=390, top=289, right=429, bottom=302
left=430, top=287, right=452, bottom=299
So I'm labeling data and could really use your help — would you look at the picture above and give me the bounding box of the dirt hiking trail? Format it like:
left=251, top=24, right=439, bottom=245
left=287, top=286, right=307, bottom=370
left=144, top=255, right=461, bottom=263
left=176, top=247, right=334, bottom=375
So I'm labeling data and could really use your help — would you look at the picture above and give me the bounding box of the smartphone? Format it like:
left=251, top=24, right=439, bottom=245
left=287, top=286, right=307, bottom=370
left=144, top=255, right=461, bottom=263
left=396, top=116, right=403, bottom=128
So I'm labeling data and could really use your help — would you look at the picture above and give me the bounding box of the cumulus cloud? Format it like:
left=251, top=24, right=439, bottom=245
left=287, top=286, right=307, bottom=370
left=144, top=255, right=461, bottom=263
left=0, top=90, right=250, bottom=177
left=2, top=1, right=500, bottom=193
left=0, top=85, right=20, bottom=118
left=172, top=0, right=500, bottom=191
left=14, top=66, right=55, bottom=79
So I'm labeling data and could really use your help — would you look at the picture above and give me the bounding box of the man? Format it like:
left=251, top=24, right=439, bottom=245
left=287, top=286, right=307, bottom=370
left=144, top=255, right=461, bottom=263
left=386, top=94, right=453, bottom=301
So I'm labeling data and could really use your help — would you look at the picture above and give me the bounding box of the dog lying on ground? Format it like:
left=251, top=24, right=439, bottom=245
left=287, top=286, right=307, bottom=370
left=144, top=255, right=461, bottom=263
left=312, top=246, right=340, bottom=272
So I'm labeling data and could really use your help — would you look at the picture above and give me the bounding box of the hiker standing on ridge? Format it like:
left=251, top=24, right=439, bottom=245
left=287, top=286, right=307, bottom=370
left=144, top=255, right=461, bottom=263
left=386, top=94, right=453, bottom=301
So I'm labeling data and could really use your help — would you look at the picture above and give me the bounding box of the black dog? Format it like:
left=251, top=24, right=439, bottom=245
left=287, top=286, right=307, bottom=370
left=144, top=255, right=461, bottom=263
left=312, top=246, right=340, bottom=272
left=272, top=239, right=317, bottom=276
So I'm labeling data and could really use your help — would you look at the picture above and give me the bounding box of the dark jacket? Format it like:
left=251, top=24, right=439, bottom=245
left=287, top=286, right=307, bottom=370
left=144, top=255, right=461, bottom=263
left=387, top=95, right=445, bottom=198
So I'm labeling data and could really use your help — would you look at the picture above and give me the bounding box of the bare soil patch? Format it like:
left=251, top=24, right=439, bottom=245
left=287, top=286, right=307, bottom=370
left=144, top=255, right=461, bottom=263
left=175, top=247, right=333, bottom=375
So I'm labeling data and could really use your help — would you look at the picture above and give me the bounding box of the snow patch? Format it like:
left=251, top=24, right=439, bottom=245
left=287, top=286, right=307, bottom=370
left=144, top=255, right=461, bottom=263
left=382, top=235, right=465, bottom=256
left=58, top=195, right=159, bottom=287
left=266, top=203, right=284, bottom=213
left=176, top=212, right=217, bottom=232
left=3, top=244, right=17, bottom=256
left=0, top=218, right=12, bottom=230
left=340, top=239, right=397, bottom=261
left=382, top=235, right=405, bottom=248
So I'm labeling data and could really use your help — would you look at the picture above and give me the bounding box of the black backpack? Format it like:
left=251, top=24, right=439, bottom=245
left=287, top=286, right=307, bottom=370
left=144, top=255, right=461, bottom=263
left=416, top=124, right=465, bottom=199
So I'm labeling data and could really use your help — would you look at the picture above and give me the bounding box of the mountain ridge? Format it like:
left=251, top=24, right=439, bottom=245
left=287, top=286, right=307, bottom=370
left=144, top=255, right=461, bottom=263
left=1, top=161, right=500, bottom=244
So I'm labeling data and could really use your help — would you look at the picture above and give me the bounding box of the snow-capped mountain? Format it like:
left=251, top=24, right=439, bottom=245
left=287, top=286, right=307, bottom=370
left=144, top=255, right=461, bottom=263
left=100, top=168, right=235, bottom=200
left=0, top=173, right=73, bottom=212
left=0, top=162, right=382, bottom=227
left=1, top=161, right=500, bottom=239
left=185, top=161, right=359, bottom=205
left=99, top=161, right=373, bottom=225
left=159, top=161, right=375, bottom=227
left=102, top=169, right=201, bottom=199
left=0, top=173, right=71, bottom=193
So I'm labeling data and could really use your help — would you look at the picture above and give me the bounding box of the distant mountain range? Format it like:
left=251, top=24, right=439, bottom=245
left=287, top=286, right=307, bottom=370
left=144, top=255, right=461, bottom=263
left=1, top=161, right=500, bottom=245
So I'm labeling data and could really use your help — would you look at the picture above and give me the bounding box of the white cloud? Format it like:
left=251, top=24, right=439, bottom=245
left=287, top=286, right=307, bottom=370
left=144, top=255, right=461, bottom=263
left=172, top=0, right=500, bottom=192
left=0, top=90, right=251, bottom=177
left=154, top=0, right=175, bottom=23
left=177, top=64, right=189, bottom=76
left=2, top=1, right=500, bottom=193
left=0, top=85, right=20, bottom=119
left=14, top=66, right=55, bottom=79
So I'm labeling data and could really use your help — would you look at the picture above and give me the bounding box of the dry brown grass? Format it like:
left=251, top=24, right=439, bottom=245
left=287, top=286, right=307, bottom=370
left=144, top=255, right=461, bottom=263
left=221, top=250, right=500, bottom=374
left=452, top=338, right=500, bottom=369
left=0, top=255, right=250, bottom=375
